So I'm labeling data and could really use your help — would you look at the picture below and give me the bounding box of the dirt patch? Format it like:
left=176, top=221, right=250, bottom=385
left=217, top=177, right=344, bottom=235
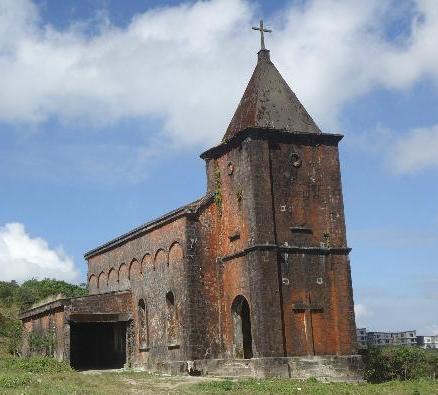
left=80, top=370, right=227, bottom=394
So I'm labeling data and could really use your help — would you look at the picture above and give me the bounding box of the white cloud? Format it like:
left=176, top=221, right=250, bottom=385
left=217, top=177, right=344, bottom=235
left=0, top=0, right=438, bottom=148
left=346, top=123, right=438, bottom=174
left=354, top=303, right=370, bottom=322
left=390, top=124, right=438, bottom=173
left=0, top=223, right=79, bottom=283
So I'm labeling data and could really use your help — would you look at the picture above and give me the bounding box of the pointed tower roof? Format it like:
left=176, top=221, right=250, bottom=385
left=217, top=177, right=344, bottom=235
left=223, top=49, right=320, bottom=142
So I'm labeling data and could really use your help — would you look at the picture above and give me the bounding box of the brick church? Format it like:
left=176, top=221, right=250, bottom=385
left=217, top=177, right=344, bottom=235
left=20, top=27, right=361, bottom=379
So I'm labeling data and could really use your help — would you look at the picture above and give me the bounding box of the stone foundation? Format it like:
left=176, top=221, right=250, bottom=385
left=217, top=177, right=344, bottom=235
left=144, top=355, right=363, bottom=382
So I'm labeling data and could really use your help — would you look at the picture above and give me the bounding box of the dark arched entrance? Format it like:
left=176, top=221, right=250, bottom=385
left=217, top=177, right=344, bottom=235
left=70, top=321, right=127, bottom=370
left=231, top=295, right=253, bottom=359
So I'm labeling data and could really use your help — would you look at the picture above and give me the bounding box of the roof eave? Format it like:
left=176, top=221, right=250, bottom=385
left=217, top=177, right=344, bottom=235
left=201, top=127, right=344, bottom=160
left=83, top=193, right=214, bottom=260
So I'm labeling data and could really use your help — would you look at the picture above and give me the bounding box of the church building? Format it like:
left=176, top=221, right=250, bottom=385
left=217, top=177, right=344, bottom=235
left=20, top=25, right=361, bottom=379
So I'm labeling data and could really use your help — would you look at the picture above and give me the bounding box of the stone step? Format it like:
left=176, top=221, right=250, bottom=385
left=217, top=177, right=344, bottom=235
left=204, top=361, right=255, bottom=378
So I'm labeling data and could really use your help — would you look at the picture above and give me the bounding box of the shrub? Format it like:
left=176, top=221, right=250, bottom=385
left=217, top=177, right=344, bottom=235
left=425, top=350, right=438, bottom=379
left=0, top=356, right=72, bottom=373
left=7, top=319, right=23, bottom=356
left=363, top=346, right=432, bottom=383
left=0, top=372, right=35, bottom=389
left=0, top=315, right=23, bottom=356
left=28, top=330, right=56, bottom=356
left=0, top=281, right=19, bottom=308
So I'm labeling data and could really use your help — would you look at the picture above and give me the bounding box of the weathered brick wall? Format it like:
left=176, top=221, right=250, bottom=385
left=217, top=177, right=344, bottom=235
left=185, top=203, right=222, bottom=360
left=200, top=130, right=357, bottom=359
left=268, top=138, right=357, bottom=356
left=86, top=217, right=190, bottom=365
left=21, top=306, right=65, bottom=360
left=65, top=291, right=132, bottom=317
left=202, top=137, right=286, bottom=359
left=270, top=141, right=347, bottom=246
left=87, top=218, right=186, bottom=294
left=204, top=145, right=250, bottom=359
left=240, top=139, right=286, bottom=358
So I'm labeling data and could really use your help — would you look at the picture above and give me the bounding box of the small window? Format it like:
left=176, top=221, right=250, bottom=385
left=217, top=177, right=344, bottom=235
left=138, top=299, right=149, bottom=350
left=166, top=291, right=179, bottom=348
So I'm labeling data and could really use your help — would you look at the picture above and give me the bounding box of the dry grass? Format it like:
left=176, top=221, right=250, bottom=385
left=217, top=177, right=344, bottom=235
left=0, top=357, right=437, bottom=395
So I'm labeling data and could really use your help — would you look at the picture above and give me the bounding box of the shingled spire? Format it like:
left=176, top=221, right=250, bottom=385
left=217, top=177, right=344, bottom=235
left=223, top=29, right=320, bottom=142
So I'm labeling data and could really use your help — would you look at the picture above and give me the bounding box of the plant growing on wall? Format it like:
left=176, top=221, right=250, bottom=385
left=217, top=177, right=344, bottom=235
left=29, top=328, right=56, bottom=357
left=235, top=188, right=243, bottom=208
left=322, top=232, right=331, bottom=248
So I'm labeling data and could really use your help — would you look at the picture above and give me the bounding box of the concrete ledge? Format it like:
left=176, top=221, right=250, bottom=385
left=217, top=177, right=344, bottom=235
left=69, top=313, right=132, bottom=322
left=142, top=355, right=363, bottom=382
left=220, top=244, right=351, bottom=263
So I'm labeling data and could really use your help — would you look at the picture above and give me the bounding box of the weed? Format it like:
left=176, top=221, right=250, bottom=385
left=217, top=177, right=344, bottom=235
left=0, top=356, right=72, bottom=373
left=0, top=372, right=35, bottom=389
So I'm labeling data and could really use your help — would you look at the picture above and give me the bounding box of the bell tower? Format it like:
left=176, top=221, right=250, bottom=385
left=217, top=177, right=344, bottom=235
left=201, top=23, right=357, bottom=358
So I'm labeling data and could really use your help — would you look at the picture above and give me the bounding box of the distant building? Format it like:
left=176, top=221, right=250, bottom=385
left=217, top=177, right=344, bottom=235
left=367, top=331, right=394, bottom=346
left=390, top=330, right=417, bottom=346
left=356, top=328, right=367, bottom=349
left=417, top=335, right=438, bottom=349
left=357, top=328, right=417, bottom=347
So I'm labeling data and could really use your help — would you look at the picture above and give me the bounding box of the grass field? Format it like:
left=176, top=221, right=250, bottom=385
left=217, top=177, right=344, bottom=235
left=1, top=281, right=435, bottom=393
left=0, top=357, right=437, bottom=395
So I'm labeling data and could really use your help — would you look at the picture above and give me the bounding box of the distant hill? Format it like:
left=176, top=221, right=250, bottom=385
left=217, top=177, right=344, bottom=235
left=0, top=279, right=87, bottom=356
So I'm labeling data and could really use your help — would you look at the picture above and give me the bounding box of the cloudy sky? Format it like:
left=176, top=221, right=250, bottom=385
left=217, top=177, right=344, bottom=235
left=0, top=0, right=437, bottom=335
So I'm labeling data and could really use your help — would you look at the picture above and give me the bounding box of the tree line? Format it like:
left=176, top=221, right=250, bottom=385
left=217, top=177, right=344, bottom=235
left=0, top=279, right=87, bottom=311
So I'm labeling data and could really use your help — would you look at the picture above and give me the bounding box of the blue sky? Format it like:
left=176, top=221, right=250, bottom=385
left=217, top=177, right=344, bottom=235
left=0, top=0, right=437, bottom=335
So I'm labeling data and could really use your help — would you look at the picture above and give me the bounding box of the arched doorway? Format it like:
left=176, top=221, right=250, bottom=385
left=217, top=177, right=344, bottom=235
left=231, top=295, right=253, bottom=359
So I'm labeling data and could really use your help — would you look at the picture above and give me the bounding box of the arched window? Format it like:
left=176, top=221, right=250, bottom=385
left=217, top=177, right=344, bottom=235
left=231, top=295, right=253, bottom=359
left=88, top=275, right=97, bottom=294
left=98, top=272, right=107, bottom=293
left=166, top=291, right=179, bottom=347
left=141, top=254, right=152, bottom=274
left=138, top=299, right=149, bottom=349
left=155, top=249, right=167, bottom=272
left=168, top=242, right=183, bottom=267
left=118, top=263, right=129, bottom=289
left=108, top=268, right=118, bottom=291
left=129, top=260, right=141, bottom=281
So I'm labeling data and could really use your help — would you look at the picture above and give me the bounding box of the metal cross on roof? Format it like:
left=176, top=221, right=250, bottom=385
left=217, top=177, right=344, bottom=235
left=252, top=19, right=272, bottom=50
